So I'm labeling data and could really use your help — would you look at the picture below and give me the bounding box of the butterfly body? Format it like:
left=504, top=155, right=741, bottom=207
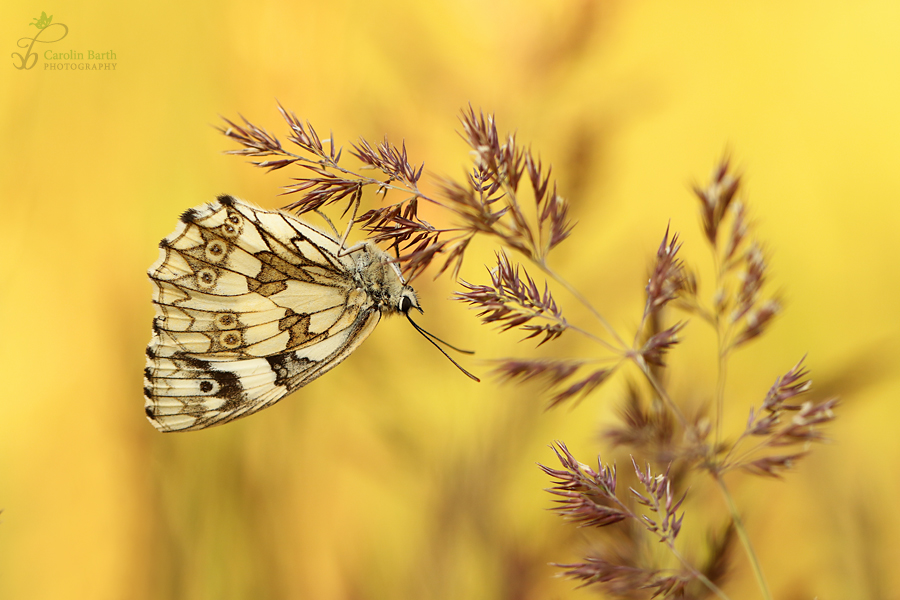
left=144, top=195, right=418, bottom=432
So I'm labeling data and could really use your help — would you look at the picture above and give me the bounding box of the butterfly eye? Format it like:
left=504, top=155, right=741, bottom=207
left=398, top=295, right=415, bottom=313
left=205, top=240, right=227, bottom=263
left=218, top=331, right=242, bottom=349
left=214, top=312, right=238, bottom=330
left=220, top=212, right=243, bottom=238
left=196, top=268, right=217, bottom=289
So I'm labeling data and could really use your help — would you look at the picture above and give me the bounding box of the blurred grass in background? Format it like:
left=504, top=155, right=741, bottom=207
left=1, top=1, right=899, bottom=598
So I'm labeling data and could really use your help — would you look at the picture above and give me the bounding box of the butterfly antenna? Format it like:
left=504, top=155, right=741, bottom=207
left=406, top=315, right=480, bottom=382
left=408, top=317, right=475, bottom=355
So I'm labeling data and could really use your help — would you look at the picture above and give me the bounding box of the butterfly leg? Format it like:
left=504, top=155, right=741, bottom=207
left=337, top=186, right=362, bottom=253
left=338, top=240, right=370, bottom=256
left=314, top=209, right=340, bottom=237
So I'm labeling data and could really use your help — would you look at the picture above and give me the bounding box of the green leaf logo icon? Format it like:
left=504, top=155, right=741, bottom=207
left=29, top=12, right=53, bottom=29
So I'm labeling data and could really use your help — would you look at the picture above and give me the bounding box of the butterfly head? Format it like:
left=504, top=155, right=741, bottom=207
left=359, top=241, right=421, bottom=316
left=398, top=287, right=422, bottom=315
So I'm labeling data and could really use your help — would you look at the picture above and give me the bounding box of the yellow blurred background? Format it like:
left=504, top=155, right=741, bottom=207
left=2, top=1, right=899, bottom=598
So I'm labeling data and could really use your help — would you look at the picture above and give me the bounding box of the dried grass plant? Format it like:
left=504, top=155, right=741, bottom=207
left=219, top=105, right=838, bottom=599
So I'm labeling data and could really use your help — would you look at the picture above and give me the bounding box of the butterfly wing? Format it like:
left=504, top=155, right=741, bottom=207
left=144, top=196, right=380, bottom=432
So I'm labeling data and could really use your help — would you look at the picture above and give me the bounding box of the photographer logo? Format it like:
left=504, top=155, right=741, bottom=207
left=12, top=12, right=117, bottom=71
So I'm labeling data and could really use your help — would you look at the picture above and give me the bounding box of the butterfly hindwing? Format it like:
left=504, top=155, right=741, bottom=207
left=144, top=195, right=411, bottom=432
left=144, top=310, right=381, bottom=430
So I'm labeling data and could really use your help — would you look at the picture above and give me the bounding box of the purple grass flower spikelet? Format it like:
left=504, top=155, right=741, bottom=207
left=219, top=109, right=838, bottom=597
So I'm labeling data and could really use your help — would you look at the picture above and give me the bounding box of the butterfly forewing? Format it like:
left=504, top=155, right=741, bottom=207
left=144, top=195, right=409, bottom=432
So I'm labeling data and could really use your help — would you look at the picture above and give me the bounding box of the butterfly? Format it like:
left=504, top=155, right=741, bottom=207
left=144, top=194, right=439, bottom=432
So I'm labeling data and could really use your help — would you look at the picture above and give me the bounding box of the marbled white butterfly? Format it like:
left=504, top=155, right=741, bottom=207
left=144, top=195, right=432, bottom=432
